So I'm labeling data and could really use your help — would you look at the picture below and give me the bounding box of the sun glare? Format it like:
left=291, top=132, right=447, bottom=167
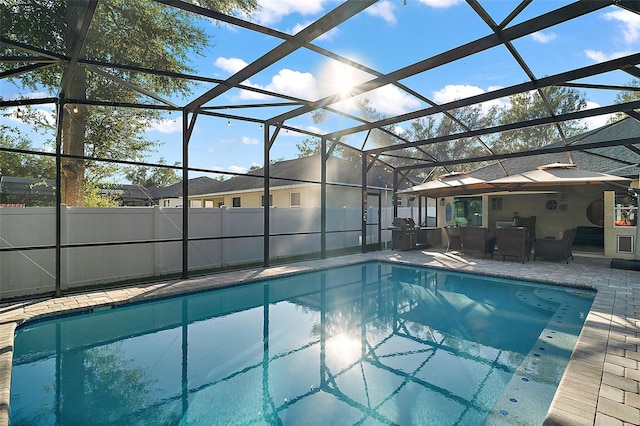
left=318, top=60, right=371, bottom=101
left=327, top=332, right=361, bottom=365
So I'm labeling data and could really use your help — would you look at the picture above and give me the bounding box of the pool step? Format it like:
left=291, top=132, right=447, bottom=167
left=485, top=288, right=592, bottom=425
left=514, top=287, right=557, bottom=312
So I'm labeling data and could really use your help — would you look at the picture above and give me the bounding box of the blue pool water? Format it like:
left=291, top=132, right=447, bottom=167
left=10, top=262, right=594, bottom=425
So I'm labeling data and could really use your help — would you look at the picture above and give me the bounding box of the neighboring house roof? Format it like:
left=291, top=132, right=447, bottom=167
left=99, top=184, right=154, bottom=203
left=149, top=176, right=222, bottom=199
left=469, top=118, right=640, bottom=181
left=177, top=155, right=417, bottom=197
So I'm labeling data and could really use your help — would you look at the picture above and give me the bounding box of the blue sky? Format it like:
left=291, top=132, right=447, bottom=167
left=3, top=0, right=640, bottom=181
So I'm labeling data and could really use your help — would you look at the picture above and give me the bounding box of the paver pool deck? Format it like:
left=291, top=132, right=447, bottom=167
left=0, top=248, right=638, bottom=425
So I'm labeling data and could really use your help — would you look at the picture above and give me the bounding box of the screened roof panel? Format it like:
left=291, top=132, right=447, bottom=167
left=1, top=0, right=639, bottom=178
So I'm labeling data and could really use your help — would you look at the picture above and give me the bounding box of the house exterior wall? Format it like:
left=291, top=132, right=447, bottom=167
left=485, top=188, right=604, bottom=238
left=188, top=185, right=394, bottom=209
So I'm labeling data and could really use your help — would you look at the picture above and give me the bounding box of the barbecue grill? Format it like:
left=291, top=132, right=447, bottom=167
left=391, top=218, right=417, bottom=250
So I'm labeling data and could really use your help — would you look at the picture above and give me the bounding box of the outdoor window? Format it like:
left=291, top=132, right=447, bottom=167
left=261, top=194, right=273, bottom=207
left=290, top=192, right=301, bottom=207
left=614, top=194, right=637, bottom=226
left=454, top=196, right=482, bottom=227
left=232, top=197, right=241, bottom=207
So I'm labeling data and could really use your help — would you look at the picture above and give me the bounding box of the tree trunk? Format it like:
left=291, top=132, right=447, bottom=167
left=61, top=2, right=87, bottom=206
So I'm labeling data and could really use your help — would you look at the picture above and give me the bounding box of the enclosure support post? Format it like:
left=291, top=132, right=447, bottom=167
left=361, top=154, right=367, bottom=253
left=393, top=169, right=399, bottom=219
left=55, top=96, right=65, bottom=297
left=263, top=127, right=269, bottom=267
left=182, top=110, right=198, bottom=279
left=263, top=124, right=273, bottom=267
left=321, top=137, right=327, bottom=259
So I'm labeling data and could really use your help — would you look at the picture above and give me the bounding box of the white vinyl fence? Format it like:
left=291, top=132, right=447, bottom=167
left=0, top=205, right=431, bottom=299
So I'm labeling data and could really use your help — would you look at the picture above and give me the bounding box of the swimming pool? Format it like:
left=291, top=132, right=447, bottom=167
left=10, top=262, right=594, bottom=425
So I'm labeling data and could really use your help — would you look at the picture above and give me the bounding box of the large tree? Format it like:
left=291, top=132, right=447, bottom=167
left=0, top=0, right=258, bottom=206
left=610, top=79, right=640, bottom=123
left=492, top=86, right=588, bottom=153
left=124, top=158, right=180, bottom=189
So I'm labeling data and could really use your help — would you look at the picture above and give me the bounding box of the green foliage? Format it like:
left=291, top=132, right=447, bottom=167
left=610, top=79, right=640, bottom=123
left=0, top=129, right=55, bottom=178
left=380, top=86, right=588, bottom=176
left=296, top=138, right=321, bottom=158
left=124, top=158, right=180, bottom=188
left=402, top=104, right=497, bottom=174
left=492, top=86, right=588, bottom=152
left=0, top=0, right=259, bottom=205
left=83, top=182, right=121, bottom=207
left=1, top=0, right=259, bottom=96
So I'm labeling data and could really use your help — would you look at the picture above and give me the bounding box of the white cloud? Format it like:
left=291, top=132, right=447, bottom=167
left=329, top=85, right=421, bottom=116
left=241, top=136, right=259, bottom=145
left=365, top=1, right=396, bottom=25
left=228, top=165, right=248, bottom=173
left=4, top=106, right=55, bottom=127
left=218, top=136, right=259, bottom=146
left=148, top=118, right=182, bottom=134
left=363, top=85, right=421, bottom=115
left=290, top=21, right=340, bottom=41
left=306, top=125, right=323, bottom=134
left=215, top=58, right=319, bottom=101
left=584, top=49, right=633, bottom=63
left=433, top=84, right=505, bottom=112
left=241, top=68, right=318, bottom=101
left=253, top=0, right=327, bottom=25
left=433, top=84, right=484, bottom=103
left=214, top=57, right=248, bottom=74
left=531, top=31, right=556, bottom=43
left=417, top=0, right=462, bottom=8
left=392, top=125, right=405, bottom=135
left=270, top=69, right=317, bottom=98
left=10, top=91, right=50, bottom=101
left=582, top=101, right=614, bottom=130
left=214, top=57, right=271, bottom=100
left=603, top=10, right=640, bottom=44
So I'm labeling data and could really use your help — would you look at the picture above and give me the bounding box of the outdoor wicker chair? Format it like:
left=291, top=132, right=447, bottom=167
left=515, top=216, right=537, bottom=241
left=460, top=226, right=496, bottom=259
left=444, top=226, right=462, bottom=253
left=495, top=226, right=532, bottom=263
left=533, top=227, right=577, bottom=263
